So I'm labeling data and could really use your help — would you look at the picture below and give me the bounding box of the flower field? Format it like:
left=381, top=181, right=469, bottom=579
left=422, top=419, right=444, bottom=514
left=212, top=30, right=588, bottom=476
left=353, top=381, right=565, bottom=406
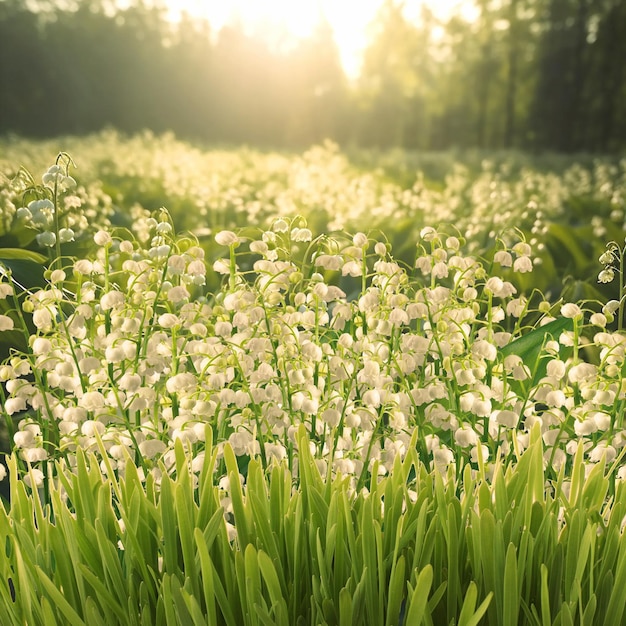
left=0, top=133, right=626, bottom=625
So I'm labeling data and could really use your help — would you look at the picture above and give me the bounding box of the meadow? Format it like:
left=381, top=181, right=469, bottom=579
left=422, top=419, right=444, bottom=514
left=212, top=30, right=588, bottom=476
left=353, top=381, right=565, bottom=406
left=0, top=132, right=626, bottom=625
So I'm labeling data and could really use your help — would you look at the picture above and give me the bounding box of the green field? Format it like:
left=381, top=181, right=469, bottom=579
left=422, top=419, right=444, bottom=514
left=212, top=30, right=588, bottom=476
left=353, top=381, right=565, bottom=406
left=1, top=133, right=626, bottom=625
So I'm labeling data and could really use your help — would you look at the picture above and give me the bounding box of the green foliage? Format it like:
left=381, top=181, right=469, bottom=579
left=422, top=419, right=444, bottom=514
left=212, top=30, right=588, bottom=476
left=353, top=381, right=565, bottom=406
left=1, top=144, right=626, bottom=625
left=1, top=428, right=625, bottom=625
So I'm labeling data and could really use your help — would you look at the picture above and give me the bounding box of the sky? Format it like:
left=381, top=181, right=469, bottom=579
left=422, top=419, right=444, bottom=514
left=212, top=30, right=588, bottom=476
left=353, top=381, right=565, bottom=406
left=160, top=0, right=478, bottom=78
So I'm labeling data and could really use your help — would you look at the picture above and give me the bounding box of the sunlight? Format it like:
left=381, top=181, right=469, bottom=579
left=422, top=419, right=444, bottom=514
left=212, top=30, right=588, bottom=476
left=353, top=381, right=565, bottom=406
left=163, top=0, right=479, bottom=77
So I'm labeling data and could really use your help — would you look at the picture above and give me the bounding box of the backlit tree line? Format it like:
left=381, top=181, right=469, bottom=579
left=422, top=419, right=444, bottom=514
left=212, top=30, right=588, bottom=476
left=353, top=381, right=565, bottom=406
left=0, top=0, right=624, bottom=151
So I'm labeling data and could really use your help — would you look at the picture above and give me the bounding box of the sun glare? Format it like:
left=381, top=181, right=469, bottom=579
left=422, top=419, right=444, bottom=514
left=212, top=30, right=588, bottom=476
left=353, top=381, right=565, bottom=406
left=163, top=0, right=478, bottom=77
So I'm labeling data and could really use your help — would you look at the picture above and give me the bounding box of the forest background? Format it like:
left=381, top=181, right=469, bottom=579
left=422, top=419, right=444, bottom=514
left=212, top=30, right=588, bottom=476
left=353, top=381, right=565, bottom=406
left=1, top=0, right=625, bottom=153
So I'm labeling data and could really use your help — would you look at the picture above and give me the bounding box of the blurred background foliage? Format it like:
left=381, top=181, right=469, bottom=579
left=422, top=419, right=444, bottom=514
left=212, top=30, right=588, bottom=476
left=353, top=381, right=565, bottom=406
left=0, top=0, right=624, bottom=152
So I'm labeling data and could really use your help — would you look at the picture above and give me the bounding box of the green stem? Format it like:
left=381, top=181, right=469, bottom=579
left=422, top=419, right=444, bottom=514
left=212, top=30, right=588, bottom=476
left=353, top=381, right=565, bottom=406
left=53, top=191, right=61, bottom=271
left=617, top=246, right=626, bottom=332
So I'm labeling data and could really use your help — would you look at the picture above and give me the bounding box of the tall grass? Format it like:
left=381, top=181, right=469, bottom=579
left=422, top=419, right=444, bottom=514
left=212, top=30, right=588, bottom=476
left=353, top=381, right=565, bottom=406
left=1, top=425, right=625, bottom=625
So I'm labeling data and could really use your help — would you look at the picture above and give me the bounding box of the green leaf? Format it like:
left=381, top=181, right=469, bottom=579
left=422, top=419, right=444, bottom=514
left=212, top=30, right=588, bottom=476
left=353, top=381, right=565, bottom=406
left=458, top=583, right=493, bottom=626
left=258, top=550, right=289, bottom=626
left=386, top=554, right=406, bottom=626
left=244, top=543, right=263, bottom=624
left=0, top=248, right=47, bottom=263
left=76, top=564, right=127, bottom=624
left=500, top=317, right=573, bottom=363
left=0, top=257, right=46, bottom=289
left=540, top=566, right=552, bottom=626
left=499, top=317, right=574, bottom=391
left=339, top=586, right=354, bottom=626
left=502, top=543, right=519, bottom=625
left=36, top=567, right=87, bottom=626
left=604, top=536, right=626, bottom=625
left=405, top=565, right=433, bottom=625
left=223, top=443, right=251, bottom=549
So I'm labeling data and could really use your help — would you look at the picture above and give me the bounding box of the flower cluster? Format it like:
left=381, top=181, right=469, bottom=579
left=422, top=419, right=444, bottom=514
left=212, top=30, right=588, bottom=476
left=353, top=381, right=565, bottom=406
left=2, top=209, right=625, bottom=501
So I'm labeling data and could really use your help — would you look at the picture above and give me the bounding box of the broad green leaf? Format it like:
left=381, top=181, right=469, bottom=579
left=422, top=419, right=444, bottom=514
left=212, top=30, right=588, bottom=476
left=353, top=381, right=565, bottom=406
left=0, top=257, right=46, bottom=289
left=500, top=316, right=573, bottom=361
left=0, top=248, right=47, bottom=263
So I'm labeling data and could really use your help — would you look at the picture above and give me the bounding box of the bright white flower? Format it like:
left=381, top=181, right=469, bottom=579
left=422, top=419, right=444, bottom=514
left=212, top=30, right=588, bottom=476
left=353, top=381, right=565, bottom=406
left=454, top=425, right=478, bottom=447
left=36, top=231, right=56, bottom=247
left=213, top=259, right=231, bottom=274
left=590, top=313, right=607, bottom=327
left=574, top=418, right=598, bottom=436
left=602, top=301, right=620, bottom=318
left=0, top=315, right=14, bottom=331
left=472, top=340, right=497, bottom=361
left=470, top=445, right=489, bottom=464
left=81, top=420, right=105, bottom=437
left=158, top=313, right=180, bottom=329
left=353, top=232, right=368, bottom=247
left=342, top=261, right=362, bottom=277
left=512, top=242, right=531, bottom=257
left=166, top=373, right=196, bottom=394
left=118, top=373, right=141, bottom=392
left=272, top=219, right=289, bottom=233
left=20, top=448, right=48, bottom=463
left=74, top=259, right=94, bottom=275
left=485, top=277, right=516, bottom=298
left=80, top=392, right=106, bottom=411
left=446, top=236, right=460, bottom=251
left=291, top=227, right=312, bottom=242
left=265, top=442, right=287, bottom=463
left=24, top=469, right=44, bottom=488
left=546, top=359, right=566, bottom=379
left=494, top=250, right=513, bottom=267
left=214, top=230, right=239, bottom=246
left=250, top=240, right=268, bottom=255
left=119, top=240, right=134, bottom=254
left=139, top=439, right=167, bottom=459
left=4, top=397, right=26, bottom=415
left=568, top=363, right=597, bottom=384
left=494, top=410, right=518, bottom=428
left=433, top=446, right=454, bottom=471
left=58, top=228, right=75, bottom=243
left=49, top=269, right=66, bottom=283
left=598, top=268, right=615, bottom=283
left=513, top=256, right=533, bottom=273
left=546, top=389, right=566, bottom=408
left=100, top=291, right=125, bottom=311
left=32, top=308, right=53, bottom=331
left=561, top=303, right=583, bottom=319
left=105, top=346, right=125, bottom=363
left=94, top=230, right=112, bottom=246
left=420, top=227, right=438, bottom=242
left=472, top=397, right=492, bottom=417
left=432, top=262, right=449, bottom=279
left=589, top=442, right=616, bottom=464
